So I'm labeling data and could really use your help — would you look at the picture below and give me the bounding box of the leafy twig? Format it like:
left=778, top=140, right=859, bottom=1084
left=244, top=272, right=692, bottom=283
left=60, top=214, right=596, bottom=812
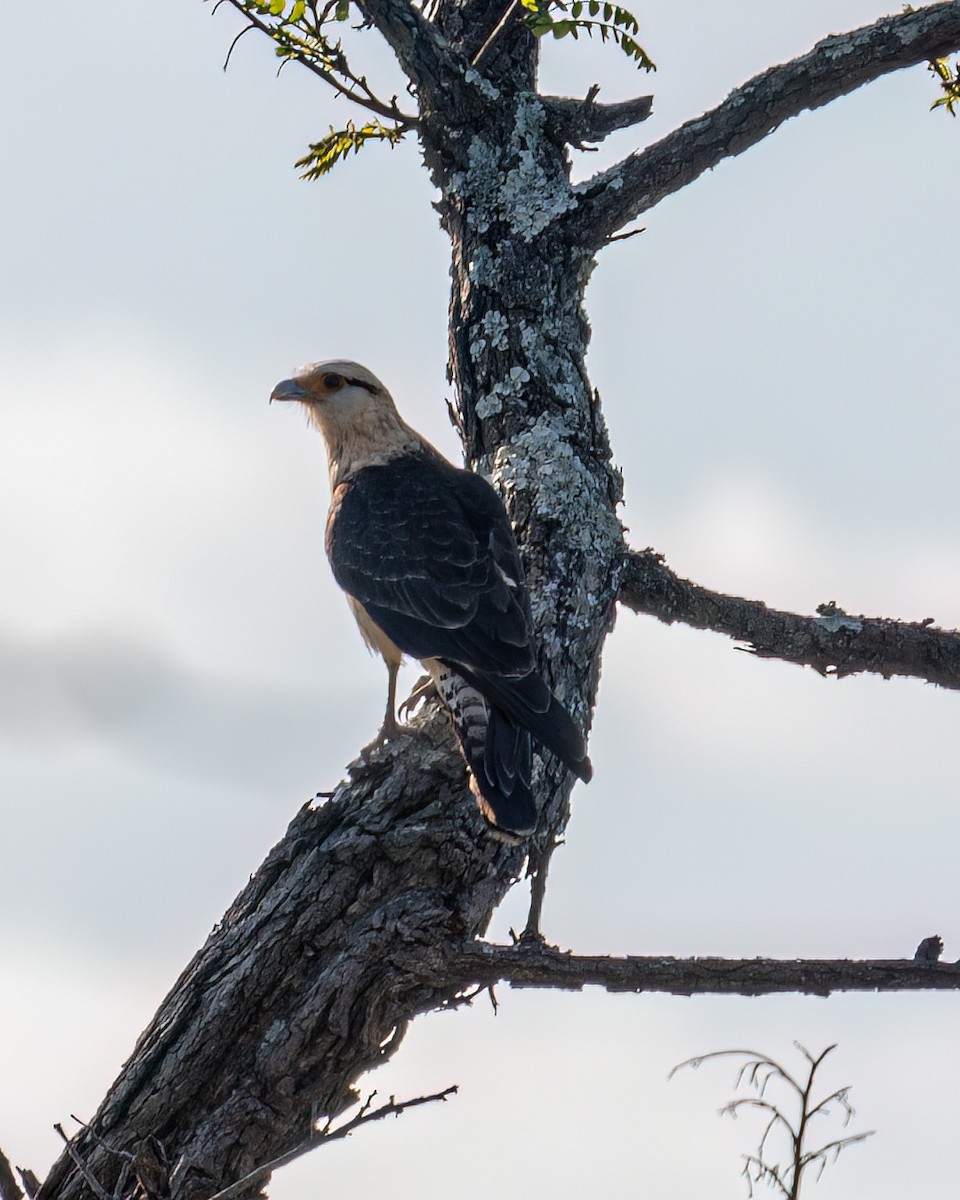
left=295, top=119, right=406, bottom=177
left=929, top=53, right=960, bottom=114
left=213, top=0, right=418, bottom=124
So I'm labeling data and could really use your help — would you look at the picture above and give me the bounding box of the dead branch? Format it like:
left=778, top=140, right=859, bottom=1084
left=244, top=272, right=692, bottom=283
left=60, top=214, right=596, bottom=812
left=206, top=1086, right=457, bottom=1200
left=446, top=941, right=960, bottom=997
left=543, top=88, right=654, bottom=147
left=572, top=1, right=960, bottom=249
left=671, top=1044, right=873, bottom=1198
left=0, top=1149, right=24, bottom=1200
left=619, top=548, right=960, bottom=690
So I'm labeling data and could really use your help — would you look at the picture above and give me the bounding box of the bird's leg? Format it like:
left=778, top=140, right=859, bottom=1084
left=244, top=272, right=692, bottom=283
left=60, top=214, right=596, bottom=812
left=360, top=661, right=401, bottom=756
left=382, top=659, right=400, bottom=738
left=520, top=834, right=564, bottom=944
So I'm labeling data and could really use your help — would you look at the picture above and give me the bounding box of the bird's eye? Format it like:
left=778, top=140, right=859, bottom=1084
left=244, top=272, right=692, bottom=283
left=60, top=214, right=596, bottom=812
left=323, top=373, right=344, bottom=390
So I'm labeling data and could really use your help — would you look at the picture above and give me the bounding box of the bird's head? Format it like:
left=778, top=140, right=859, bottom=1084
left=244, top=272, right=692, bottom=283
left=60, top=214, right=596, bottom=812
left=270, top=360, right=389, bottom=422
left=271, top=359, right=422, bottom=483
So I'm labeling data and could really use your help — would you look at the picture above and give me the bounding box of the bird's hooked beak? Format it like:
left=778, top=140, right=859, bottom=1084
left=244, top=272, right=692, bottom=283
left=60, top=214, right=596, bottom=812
left=270, top=378, right=308, bottom=404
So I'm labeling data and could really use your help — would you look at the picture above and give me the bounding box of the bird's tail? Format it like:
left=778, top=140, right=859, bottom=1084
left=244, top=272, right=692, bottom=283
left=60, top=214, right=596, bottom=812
left=456, top=665, right=592, bottom=783
left=433, top=666, right=537, bottom=837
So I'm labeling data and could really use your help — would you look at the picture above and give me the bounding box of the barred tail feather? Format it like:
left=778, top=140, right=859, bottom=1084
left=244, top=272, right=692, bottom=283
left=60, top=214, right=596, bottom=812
left=433, top=666, right=538, bottom=837
left=455, top=664, right=592, bottom=783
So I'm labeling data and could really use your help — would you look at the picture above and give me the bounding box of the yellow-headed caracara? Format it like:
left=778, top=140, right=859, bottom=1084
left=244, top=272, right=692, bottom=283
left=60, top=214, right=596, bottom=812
left=271, top=360, right=591, bottom=837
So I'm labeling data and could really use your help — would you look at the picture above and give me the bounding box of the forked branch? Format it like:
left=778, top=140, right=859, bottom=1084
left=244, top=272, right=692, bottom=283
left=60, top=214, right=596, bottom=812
left=217, top=0, right=419, bottom=123
left=619, top=548, right=960, bottom=690
left=207, top=1087, right=458, bottom=1200
left=572, top=1, right=960, bottom=248
left=671, top=1044, right=873, bottom=1198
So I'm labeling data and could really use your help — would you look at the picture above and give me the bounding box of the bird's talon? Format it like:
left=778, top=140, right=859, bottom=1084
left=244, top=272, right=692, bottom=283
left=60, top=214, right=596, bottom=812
left=398, top=674, right=438, bottom=721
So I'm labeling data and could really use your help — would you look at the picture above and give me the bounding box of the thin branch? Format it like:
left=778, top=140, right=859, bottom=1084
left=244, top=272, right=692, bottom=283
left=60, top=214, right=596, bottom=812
left=217, top=0, right=419, bottom=123
left=206, top=1086, right=458, bottom=1200
left=619, top=548, right=960, bottom=691
left=447, top=941, right=960, bottom=997
left=470, top=0, right=521, bottom=67
left=14, top=1174, right=37, bottom=1200
left=51, top=1128, right=110, bottom=1200
left=0, top=1149, right=23, bottom=1200
left=571, top=1, right=960, bottom=249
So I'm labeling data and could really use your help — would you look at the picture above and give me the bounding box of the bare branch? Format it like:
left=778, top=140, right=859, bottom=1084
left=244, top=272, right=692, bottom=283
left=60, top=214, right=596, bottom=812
left=447, top=941, right=960, bottom=997
left=619, top=548, right=960, bottom=691
left=15, top=1173, right=38, bottom=1200
left=543, top=86, right=653, bottom=147
left=572, top=1, right=960, bottom=249
left=470, top=0, right=522, bottom=68
left=52, top=1127, right=110, bottom=1200
left=0, top=1149, right=24, bottom=1200
left=672, top=1043, right=873, bottom=1197
left=207, top=1087, right=457, bottom=1200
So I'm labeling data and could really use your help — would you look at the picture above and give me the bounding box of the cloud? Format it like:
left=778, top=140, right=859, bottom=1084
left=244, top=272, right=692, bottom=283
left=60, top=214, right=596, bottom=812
left=0, top=626, right=367, bottom=795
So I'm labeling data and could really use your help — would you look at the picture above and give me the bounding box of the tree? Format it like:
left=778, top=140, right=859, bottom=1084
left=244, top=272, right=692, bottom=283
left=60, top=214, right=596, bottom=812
left=5, top=3, right=960, bottom=1199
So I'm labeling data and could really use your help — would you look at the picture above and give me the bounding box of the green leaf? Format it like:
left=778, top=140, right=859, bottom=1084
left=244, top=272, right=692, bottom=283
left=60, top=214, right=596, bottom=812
left=289, top=0, right=306, bottom=20
left=520, top=0, right=653, bottom=67
left=295, top=120, right=405, bottom=179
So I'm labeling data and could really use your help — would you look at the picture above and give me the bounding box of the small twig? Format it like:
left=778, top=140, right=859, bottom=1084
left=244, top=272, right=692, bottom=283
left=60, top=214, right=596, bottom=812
left=66, top=1117, right=135, bottom=1165
left=222, top=21, right=257, bottom=70
left=471, top=0, right=522, bottom=67
left=0, top=1148, right=24, bottom=1200
left=14, top=1173, right=38, bottom=1200
left=53, top=1126, right=111, bottom=1200
left=206, top=1086, right=458, bottom=1200
left=605, top=225, right=645, bottom=244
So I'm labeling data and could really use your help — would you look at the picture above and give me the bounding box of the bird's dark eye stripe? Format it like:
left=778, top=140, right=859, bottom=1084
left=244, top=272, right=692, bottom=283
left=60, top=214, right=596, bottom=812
left=346, top=376, right=379, bottom=394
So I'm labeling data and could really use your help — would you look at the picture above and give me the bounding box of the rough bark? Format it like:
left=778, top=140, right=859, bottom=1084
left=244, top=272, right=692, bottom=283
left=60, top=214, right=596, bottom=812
left=620, top=549, right=960, bottom=689
left=34, top=4, right=960, bottom=1198
left=448, top=942, right=960, bottom=997
left=570, top=1, right=960, bottom=250
left=39, top=716, right=528, bottom=1200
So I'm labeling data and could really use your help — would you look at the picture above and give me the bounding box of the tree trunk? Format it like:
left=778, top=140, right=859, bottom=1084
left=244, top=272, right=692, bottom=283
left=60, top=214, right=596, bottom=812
left=38, top=35, right=622, bottom=1200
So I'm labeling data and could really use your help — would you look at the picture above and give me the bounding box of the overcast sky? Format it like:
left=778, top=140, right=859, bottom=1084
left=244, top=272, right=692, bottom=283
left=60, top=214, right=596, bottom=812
left=2, top=2, right=960, bottom=1197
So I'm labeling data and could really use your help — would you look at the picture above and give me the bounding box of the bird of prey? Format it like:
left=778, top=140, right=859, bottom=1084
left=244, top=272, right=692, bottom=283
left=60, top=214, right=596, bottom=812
left=271, top=360, right=591, bottom=837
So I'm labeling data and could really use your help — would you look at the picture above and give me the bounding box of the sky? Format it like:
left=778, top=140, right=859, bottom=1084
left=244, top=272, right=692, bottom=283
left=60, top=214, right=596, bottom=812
left=2, top=1, right=959, bottom=1196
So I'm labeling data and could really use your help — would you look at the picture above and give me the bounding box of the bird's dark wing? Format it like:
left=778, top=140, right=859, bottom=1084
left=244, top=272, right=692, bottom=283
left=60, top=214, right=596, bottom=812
left=327, top=453, right=535, bottom=676
left=328, top=451, right=592, bottom=801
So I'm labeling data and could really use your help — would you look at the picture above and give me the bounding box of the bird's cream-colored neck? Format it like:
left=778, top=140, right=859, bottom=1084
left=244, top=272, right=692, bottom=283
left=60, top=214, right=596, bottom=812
left=308, top=398, right=424, bottom=487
